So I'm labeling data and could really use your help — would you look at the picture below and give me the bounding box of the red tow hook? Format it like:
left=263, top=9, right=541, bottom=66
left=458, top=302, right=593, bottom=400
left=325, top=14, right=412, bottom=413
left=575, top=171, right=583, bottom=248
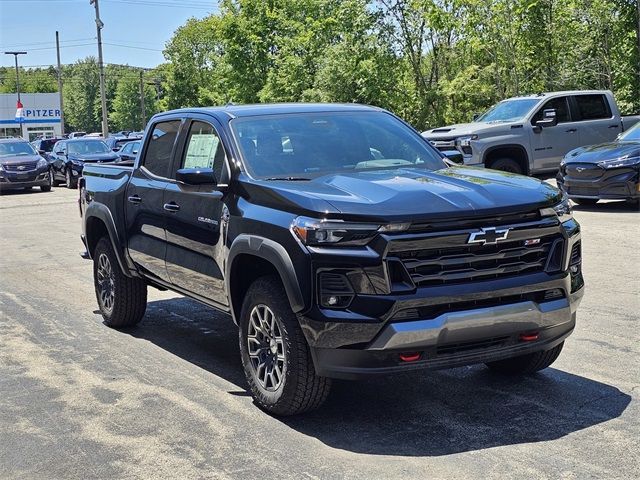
left=399, top=352, right=422, bottom=362
left=519, top=332, right=540, bottom=342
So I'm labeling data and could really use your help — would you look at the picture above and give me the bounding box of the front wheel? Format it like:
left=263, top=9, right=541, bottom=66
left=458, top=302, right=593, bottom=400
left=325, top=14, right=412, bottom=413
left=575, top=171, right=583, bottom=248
left=489, top=158, right=524, bottom=175
left=486, top=342, right=564, bottom=374
left=40, top=170, right=53, bottom=192
left=93, top=237, right=147, bottom=328
left=65, top=169, right=77, bottom=189
left=239, top=276, right=331, bottom=415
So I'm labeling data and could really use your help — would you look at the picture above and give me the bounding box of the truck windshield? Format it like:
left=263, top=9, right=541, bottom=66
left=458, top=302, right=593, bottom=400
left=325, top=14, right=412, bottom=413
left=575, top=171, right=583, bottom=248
left=476, top=98, right=540, bottom=123
left=619, top=123, right=640, bottom=141
left=68, top=140, right=110, bottom=155
left=231, top=111, right=446, bottom=180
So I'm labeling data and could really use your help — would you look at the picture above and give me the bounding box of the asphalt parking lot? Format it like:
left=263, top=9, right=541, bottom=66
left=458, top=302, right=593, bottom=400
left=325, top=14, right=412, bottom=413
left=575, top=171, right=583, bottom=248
left=0, top=186, right=638, bottom=479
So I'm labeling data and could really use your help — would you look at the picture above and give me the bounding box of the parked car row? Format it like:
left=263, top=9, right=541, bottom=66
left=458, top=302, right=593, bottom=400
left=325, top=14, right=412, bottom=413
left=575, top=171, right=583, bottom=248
left=1, top=136, right=142, bottom=192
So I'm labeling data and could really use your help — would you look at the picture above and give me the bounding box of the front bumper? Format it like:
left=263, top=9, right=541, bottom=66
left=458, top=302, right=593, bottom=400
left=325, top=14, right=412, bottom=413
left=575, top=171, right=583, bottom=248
left=559, top=165, right=640, bottom=200
left=0, top=168, right=50, bottom=190
left=305, top=276, right=582, bottom=379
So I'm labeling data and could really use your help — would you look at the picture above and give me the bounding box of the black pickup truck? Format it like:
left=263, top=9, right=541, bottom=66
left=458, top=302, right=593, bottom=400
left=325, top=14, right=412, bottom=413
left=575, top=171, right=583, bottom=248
left=80, top=103, right=584, bottom=415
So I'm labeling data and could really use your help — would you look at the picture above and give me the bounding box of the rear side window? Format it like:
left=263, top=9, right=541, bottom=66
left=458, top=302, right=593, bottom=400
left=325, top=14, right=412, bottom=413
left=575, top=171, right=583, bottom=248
left=574, top=95, right=611, bottom=120
left=180, top=121, right=225, bottom=181
left=142, top=120, right=181, bottom=178
left=532, top=96, right=571, bottom=123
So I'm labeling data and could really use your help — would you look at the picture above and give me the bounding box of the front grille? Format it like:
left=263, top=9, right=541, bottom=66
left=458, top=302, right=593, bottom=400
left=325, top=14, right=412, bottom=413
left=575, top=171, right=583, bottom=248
left=397, top=235, right=562, bottom=287
left=3, top=161, right=38, bottom=172
left=567, top=186, right=598, bottom=196
left=390, top=290, right=561, bottom=321
left=566, top=163, right=604, bottom=179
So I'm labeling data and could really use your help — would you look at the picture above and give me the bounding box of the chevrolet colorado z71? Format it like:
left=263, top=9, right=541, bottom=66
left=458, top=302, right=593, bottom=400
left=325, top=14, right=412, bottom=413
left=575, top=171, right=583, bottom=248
left=423, top=90, right=640, bottom=175
left=80, top=104, right=584, bottom=415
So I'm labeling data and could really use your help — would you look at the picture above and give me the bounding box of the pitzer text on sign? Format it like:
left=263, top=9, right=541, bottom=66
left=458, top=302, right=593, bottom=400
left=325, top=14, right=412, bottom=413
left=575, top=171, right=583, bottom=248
left=23, top=109, right=61, bottom=118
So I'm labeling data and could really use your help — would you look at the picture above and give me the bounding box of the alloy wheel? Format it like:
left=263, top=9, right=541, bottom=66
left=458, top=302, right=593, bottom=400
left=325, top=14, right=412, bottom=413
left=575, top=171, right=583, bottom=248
left=96, top=253, right=115, bottom=314
left=247, top=304, right=286, bottom=391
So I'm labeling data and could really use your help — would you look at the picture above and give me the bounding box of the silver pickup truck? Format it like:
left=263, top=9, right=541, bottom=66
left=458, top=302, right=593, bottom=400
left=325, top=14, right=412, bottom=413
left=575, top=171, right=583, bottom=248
left=423, top=90, right=640, bottom=175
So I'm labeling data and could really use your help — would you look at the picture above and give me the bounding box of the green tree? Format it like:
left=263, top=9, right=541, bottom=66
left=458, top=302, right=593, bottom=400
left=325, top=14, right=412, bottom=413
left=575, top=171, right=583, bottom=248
left=110, top=73, right=158, bottom=131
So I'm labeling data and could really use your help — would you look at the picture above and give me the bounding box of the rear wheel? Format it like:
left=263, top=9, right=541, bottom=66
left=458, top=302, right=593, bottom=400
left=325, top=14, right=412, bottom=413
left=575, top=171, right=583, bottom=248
left=486, top=342, right=564, bottom=374
left=573, top=198, right=598, bottom=206
left=239, top=275, right=331, bottom=415
left=93, top=237, right=147, bottom=328
left=489, top=158, right=524, bottom=175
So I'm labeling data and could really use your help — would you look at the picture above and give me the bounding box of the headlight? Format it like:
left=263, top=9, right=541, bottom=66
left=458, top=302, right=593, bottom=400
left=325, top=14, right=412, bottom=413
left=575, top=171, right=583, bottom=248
left=597, top=155, right=640, bottom=169
left=36, top=158, right=48, bottom=169
left=541, top=194, right=573, bottom=222
left=71, top=159, right=84, bottom=166
left=455, top=135, right=478, bottom=148
left=291, top=216, right=410, bottom=246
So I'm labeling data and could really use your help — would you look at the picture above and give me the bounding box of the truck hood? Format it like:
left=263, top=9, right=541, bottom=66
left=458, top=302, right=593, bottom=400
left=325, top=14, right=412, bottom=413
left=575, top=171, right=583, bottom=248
left=69, top=152, right=120, bottom=163
left=563, top=141, right=640, bottom=164
left=422, top=122, right=516, bottom=139
left=249, top=167, right=561, bottom=222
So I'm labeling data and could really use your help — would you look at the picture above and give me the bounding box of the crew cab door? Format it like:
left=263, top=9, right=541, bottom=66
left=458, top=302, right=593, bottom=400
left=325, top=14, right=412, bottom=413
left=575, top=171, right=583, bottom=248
left=529, top=95, right=582, bottom=171
left=571, top=93, right=621, bottom=145
left=163, top=117, right=229, bottom=307
left=125, top=119, right=182, bottom=282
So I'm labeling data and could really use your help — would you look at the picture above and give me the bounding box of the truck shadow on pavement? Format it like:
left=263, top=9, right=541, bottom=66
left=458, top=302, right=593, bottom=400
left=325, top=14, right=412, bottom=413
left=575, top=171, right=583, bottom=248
left=130, top=297, right=631, bottom=457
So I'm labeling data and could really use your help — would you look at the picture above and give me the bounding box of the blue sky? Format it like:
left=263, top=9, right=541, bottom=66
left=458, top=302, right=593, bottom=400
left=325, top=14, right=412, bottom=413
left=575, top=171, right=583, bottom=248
left=0, top=0, right=216, bottom=69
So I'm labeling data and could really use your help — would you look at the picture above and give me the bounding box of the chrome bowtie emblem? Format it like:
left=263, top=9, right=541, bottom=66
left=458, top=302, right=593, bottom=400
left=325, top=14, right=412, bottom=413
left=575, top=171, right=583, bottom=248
left=17, top=165, right=26, bottom=171
left=576, top=167, right=586, bottom=172
left=468, top=227, right=510, bottom=245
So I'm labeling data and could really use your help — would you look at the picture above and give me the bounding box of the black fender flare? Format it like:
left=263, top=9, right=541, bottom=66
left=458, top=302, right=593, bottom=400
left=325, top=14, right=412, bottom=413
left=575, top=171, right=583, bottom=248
left=84, top=201, right=133, bottom=277
left=226, top=234, right=305, bottom=323
left=483, top=144, right=530, bottom=173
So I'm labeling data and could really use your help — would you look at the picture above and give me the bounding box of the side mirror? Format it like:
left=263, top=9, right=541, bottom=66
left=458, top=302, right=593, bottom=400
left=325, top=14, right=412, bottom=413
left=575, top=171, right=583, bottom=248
left=38, top=149, right=46, bottom=154
left=472, top=113, right=481, bottom=121
left=132, top=149, right=138, bottom=155
left=55, top=150, right=65, bottom=156
left=535, top=108, right=558, bottom=128
left=441, top=150, right=463, bottom=164
left=176, top=167, right=217, bottom=185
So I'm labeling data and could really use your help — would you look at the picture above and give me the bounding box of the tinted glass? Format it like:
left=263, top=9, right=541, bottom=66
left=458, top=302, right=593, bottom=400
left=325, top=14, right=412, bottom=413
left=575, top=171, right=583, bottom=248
left=142, top=120, right=181, bottom=178
left=180, top=121, right=225, bottom=180
left=575, top=94, right=611, bottom=120
left=68, top=140, right=110, bottom=154
left=476, top=99, right=539, bottom=123
left=619, top=122, right=640, bottom=141
left=0, top=141, right=37, bottom=157
left=120, top=143, right=132, bottom=154
left=232, top=112, right=445, bottom=179
left=532, top=96, right=570, bottom=123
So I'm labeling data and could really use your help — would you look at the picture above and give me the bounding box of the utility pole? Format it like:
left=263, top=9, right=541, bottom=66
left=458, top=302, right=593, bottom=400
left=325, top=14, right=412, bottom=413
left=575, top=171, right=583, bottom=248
left=4, top=51, right=27, bottom=138
left=90, top=0, right=109, bottom=138
left=139, top=70, right=146, bottom=131
left=55, top=32, right=65, bottom=135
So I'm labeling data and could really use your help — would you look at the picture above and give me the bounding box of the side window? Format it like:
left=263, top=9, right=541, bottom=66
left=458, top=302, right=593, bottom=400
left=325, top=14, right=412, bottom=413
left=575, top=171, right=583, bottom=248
left=142, top=120, right=181, bottom=178
left=120, top=143, right=131, bottom=154
left=532, top=97, right=570, bottom=124
left=574, top=94, right=611, bottom=120
left=180, top=121, right=225, bottom=181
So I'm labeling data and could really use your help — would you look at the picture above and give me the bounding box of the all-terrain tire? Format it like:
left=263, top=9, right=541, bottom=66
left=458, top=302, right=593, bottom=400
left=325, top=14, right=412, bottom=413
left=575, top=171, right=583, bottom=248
left=489, top=158, right=524, bottom=175
left=239, top=275, right=331, bottom=415
left=486, top=341, right=564, bottom=374
left=93, top=237, right=147, bottom=328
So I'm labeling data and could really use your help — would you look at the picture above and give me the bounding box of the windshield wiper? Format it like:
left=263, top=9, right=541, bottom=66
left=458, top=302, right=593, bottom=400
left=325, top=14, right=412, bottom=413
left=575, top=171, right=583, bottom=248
left=264, top=176, right=311, bottom=181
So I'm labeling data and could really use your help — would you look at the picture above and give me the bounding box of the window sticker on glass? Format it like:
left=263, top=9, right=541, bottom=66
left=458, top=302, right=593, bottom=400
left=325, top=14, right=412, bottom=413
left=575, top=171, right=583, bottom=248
left=184, top=133, right=219, bottom=169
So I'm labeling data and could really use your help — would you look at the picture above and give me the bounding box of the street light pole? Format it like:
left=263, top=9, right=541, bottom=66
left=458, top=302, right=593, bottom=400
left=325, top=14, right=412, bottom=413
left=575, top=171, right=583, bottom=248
left=90, top=0, right=109, bottom=138
left=4, top=51, right=27, bottom=103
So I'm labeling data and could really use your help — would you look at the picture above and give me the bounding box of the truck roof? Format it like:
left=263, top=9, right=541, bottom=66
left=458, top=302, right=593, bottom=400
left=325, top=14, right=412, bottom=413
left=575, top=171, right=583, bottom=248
left=155, top=103, right=382, bottom=121
left=507, top=90, right=612, bottom=100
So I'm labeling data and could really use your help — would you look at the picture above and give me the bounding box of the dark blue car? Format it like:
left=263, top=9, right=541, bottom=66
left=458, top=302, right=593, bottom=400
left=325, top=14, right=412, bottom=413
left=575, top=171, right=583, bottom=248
left=50, top=138, right=120, bottom=189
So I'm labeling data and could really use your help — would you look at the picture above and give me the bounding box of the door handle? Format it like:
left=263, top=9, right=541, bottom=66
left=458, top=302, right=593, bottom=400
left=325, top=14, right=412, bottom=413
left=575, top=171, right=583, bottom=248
left=163, top=202, right=180, bottom=212
left=127, top=195, right=142, bottom=204
left=608, top=124, right=619, bottom=129
left=565, top=128, right=577, bottom=133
